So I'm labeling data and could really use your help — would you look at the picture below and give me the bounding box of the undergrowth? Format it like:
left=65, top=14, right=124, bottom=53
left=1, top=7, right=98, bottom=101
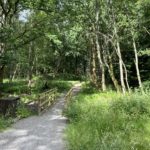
left=65, top=84, right=150, bottom=150
left=0, top=116, right=13, bottom=131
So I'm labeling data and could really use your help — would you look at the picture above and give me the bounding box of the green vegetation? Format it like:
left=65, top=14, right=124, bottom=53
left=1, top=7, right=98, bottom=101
left=65, top=84, right=150, bottom=150
left=16, top=104, right=33, bottom=119
left=2, top=77, right=79, bottom=102
left=0, top=117, right=13, bottom=132
left=0, top=76, right=79, bottom=131
left=0, top=0, right=150, bottom=148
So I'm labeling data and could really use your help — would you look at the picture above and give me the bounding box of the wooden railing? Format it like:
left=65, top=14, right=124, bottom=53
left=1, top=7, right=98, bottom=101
left=38, top=88, right=57, bottom=115
left=65, top=87, right=74, bottom=106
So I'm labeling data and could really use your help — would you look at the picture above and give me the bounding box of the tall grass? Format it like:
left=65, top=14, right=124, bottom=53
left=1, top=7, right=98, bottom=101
left=65, top=85, right=150, bottom=150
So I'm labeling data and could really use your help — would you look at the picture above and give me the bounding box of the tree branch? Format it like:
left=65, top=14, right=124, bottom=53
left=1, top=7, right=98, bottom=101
left=144, top=27, right=150, bottom=35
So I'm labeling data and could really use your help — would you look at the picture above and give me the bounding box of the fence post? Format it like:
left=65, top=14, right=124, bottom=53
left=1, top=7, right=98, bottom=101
left=38, top=95, right=41, bottom=115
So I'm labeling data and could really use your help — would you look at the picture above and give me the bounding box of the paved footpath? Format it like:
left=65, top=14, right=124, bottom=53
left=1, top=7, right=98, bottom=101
left=0, top=84, right=81, bottom=150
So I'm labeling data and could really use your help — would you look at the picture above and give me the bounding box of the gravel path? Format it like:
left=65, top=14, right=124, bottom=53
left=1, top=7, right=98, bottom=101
left=0, top=84, right=81, bottom=150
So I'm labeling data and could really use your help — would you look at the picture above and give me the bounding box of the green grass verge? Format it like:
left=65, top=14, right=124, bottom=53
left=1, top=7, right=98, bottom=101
left=0, top=117, right=13, bottom=132
left=64, top=85, right=150, bottom=150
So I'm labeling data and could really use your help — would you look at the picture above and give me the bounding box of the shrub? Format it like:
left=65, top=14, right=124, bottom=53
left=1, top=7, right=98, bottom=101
left=0, top=116, right=13, bottom=131
left=17, top=104, right=32, bottom=119
left=143, top=81, right=150, bottom=91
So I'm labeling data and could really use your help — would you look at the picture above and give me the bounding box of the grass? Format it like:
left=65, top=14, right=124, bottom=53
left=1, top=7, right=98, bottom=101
left=64, top=83, right=150, bottom=150
left=0, top=116, right=13, bottom=132
left=2, top=79, right=29, bottom=95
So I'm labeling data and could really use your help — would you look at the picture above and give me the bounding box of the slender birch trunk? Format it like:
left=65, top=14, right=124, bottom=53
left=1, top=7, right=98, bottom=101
left=95, top=0, right=106, bottom=91
left=112, top=17, right=126, bottom=94
left=116, top=40, right=126, bottom=94
left=132, top=36, right=143, bottom=91
left=28, top=42, right=34, bottom=93
left=103, top=50, right=121, bottom=92
left=95, top=34, right=106, bottom=91
left=122, top=62, right=130, bottom=92
left=125, top=10, right=143, bottom=92
left=90, top=38, right=98, bottom=87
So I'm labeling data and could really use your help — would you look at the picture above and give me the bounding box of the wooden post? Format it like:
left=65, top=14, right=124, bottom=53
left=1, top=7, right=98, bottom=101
left=38, top=96, right=41, bottom=115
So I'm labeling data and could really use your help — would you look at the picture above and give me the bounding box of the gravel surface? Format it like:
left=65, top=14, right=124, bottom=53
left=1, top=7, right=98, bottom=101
left=0, top=84, right=81, bottom=150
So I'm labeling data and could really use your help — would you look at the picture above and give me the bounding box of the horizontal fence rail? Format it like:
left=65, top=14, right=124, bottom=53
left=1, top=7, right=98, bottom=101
left=38, top=88, right=57, bottom=115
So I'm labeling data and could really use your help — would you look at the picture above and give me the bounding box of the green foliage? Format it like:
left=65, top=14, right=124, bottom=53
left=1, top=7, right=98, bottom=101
left=65, top=86, right=150, bottom=150
left=0, top=117, right=13, bottom=131
left=16, top=104, right=32, bottom=119
left=143, top=81, right=150, bottom=91
left=34, top=76, right=77, bottom=93
left=56, top=73, right=84, bottom=81
left=1, top=0, right=150, bottom=91
left=81, top=82, right=100, bottom=94
left=139, top=49, right=150, bottom=56
left=2, top=79, right=29, bottom=94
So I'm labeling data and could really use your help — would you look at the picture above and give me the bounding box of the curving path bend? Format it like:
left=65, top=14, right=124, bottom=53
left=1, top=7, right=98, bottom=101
left=0, top=84, right=81, bottom=150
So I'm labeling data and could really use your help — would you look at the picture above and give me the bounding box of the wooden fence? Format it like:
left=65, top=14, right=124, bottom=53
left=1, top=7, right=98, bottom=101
left=65, top=87, right=74, bottom=106
left=38, top=88, right=57, bottom=115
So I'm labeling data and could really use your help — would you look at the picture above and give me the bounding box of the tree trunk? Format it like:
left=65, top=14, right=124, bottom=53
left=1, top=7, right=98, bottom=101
left=28, top=42, right=34, bottom=93
left=132, top=37, right=143, bottom=91
left=122, top=62, right=130, bottom=92
left=95, top=34, right=106, bottom=91
left=0, top=66, right=5, bottom=97
left=90, top=38, right=98, bottom=87
left=12, top=63, right=19, bottom=81
left=116, top=41, right=126, bottom=94
left=109, top=62, right=121, bottom=92
left=111, top=7, right=126, bottom=94
left=104, top=53, right=121, bottom=92
left=95, top=0, right=106, bottom=91
left=0, top=66, right=5, bottom=84
left=124, top=11, right=142, bottom=92
left=113, top=22, right=126, bottom=94
left=103, top=36, right=121, bottom=92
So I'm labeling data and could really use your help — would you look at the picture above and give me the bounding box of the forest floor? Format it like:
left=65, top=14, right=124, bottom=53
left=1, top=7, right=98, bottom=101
left=0, top=83, right=82, bottom=150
